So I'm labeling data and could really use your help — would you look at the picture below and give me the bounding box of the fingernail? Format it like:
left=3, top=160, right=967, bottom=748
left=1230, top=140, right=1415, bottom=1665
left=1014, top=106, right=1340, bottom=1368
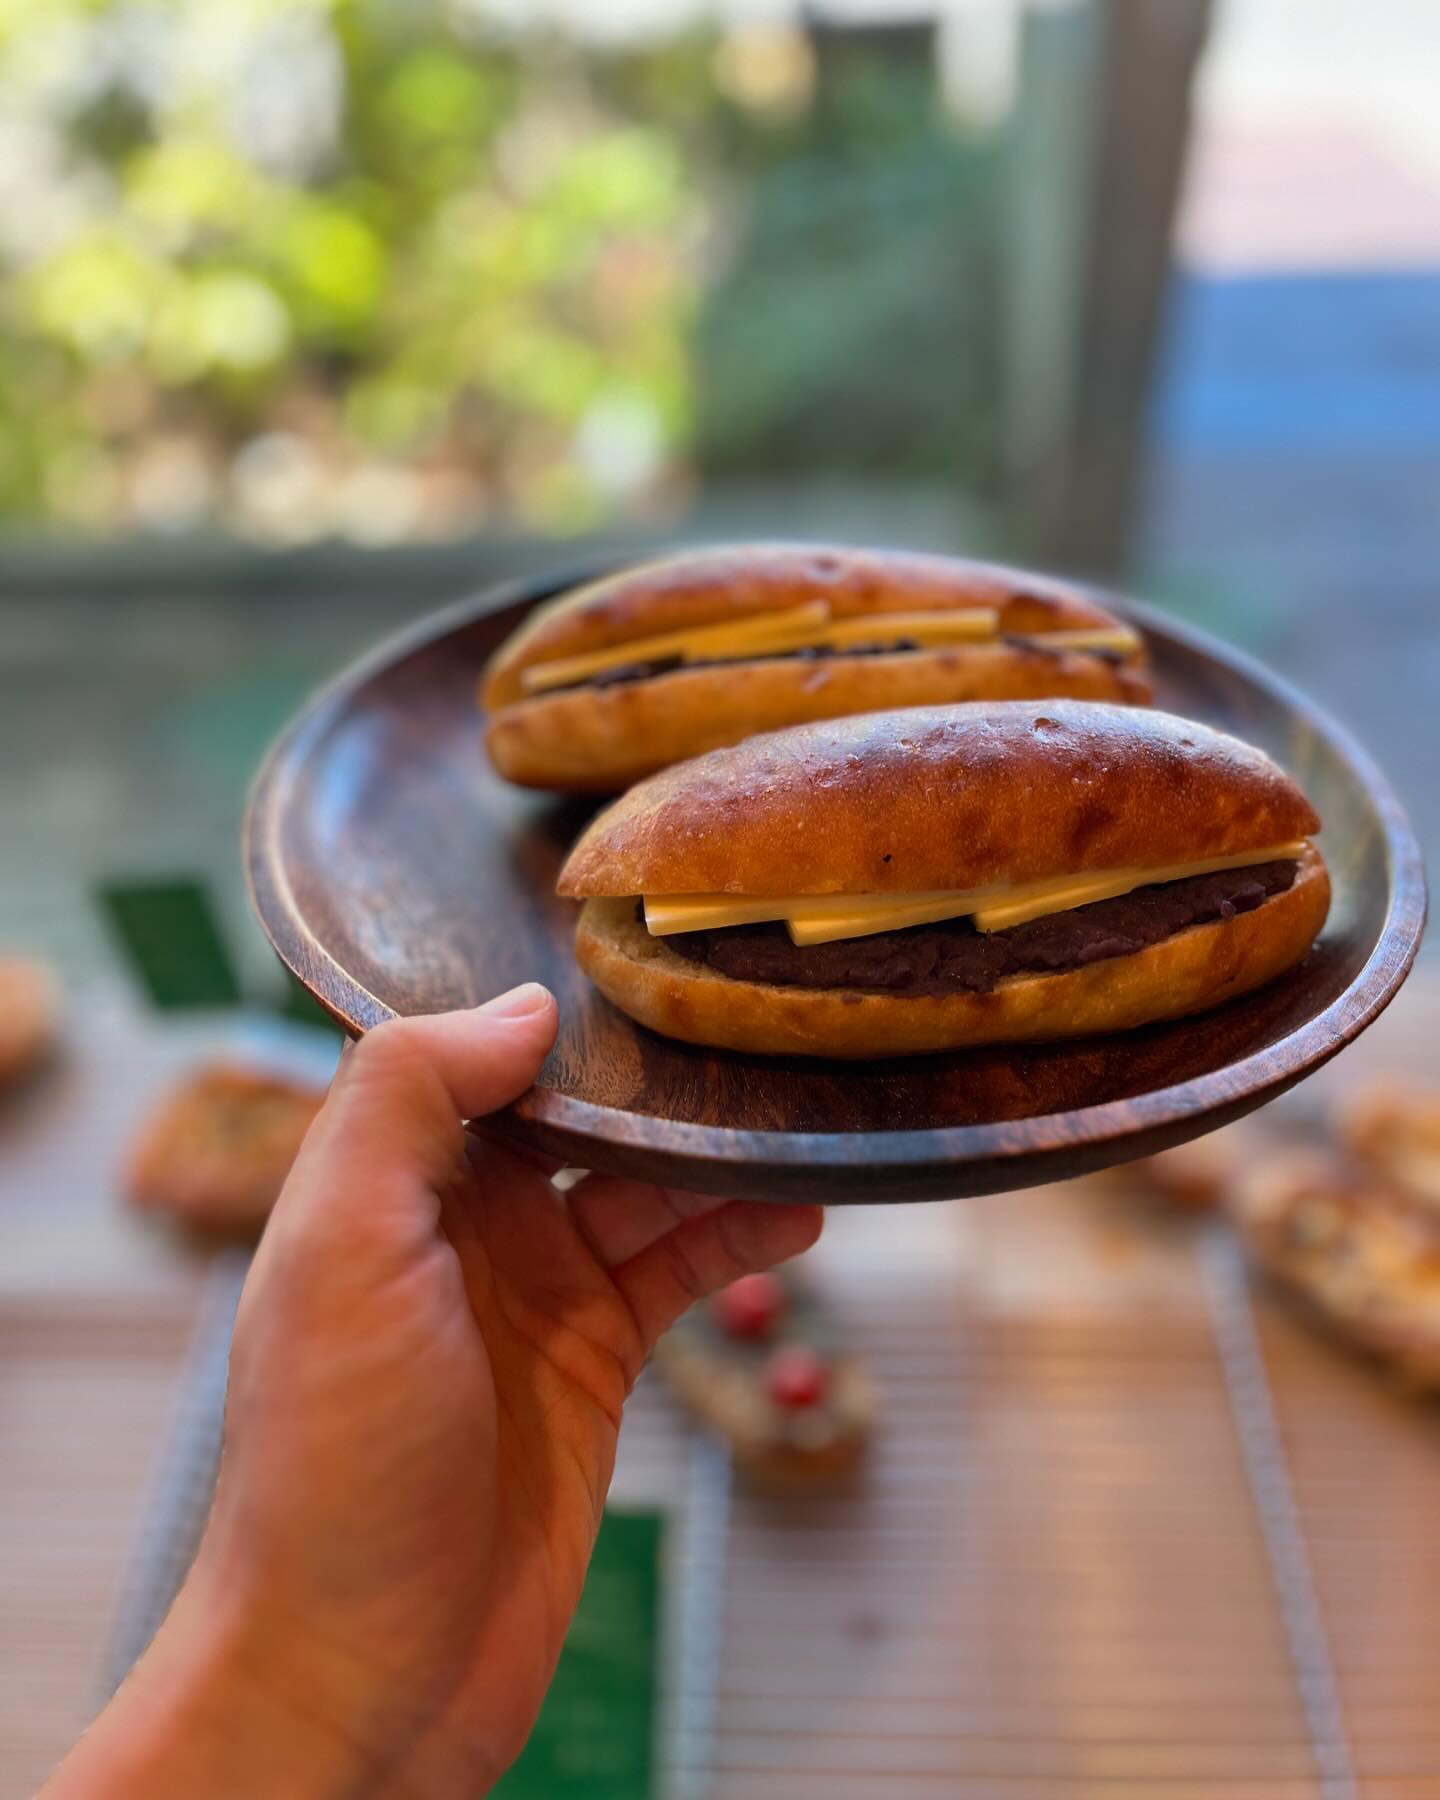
left=478, top=982, right=553, bottom=1020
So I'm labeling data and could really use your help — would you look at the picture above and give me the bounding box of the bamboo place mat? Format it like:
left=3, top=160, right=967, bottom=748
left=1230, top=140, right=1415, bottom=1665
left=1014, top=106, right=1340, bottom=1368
left=88, top=1192, right=1440, bottom=1800
left=708, top=1195, right=1336, bottom=1800
left=696, top=1183, right=1440, bottom=1800
left=0, top=1294, right=198, bottom=1796
left=9, top=976, right=1440, bottom=1797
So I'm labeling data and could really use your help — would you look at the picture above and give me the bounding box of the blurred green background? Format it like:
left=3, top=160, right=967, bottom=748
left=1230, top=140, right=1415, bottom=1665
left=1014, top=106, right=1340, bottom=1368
left=0, top=0, right=996, bottom=543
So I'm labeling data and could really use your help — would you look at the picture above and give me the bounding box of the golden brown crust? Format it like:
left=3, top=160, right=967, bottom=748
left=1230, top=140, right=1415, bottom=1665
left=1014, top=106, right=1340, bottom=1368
left=125, top=1064, right=325, bottom=1235
left=571, top=848, right=1331, bottom=1057
left=0, top=957, right=58, bottom=1087
left=558, top=702, right=1323, bottom=900
left=489, top=643, right=1151, bottom=793
left=483, top=543, right=1125, bottom=709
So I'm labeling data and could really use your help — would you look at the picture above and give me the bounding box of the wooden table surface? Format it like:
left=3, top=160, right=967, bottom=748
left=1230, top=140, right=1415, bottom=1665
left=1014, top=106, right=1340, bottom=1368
left=5, top=974, right=1440, bottom=1798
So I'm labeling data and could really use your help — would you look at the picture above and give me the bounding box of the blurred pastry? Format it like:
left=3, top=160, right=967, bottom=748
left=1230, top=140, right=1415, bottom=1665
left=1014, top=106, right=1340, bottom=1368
left=1126, top=1125, right=1255, bottom=1210
left=0, top=956, right=59, bottom=1088
left=1230, top=1147, right=1440, bottom=1389
left=1337, top=1083, right=1440, bottom=1211
left=654, top=1269, right=874, bottom=1489
left=125, top=1063, right=325, bottom=1237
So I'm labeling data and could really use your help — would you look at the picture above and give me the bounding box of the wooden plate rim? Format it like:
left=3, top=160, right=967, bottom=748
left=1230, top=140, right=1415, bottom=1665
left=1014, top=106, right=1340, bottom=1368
left=245, top=561, right=1427, bottom=1188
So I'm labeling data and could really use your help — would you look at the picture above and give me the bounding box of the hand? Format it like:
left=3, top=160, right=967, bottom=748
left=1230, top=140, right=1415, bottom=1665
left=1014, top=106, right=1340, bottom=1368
left=46, top=986, right=821, bottom=1798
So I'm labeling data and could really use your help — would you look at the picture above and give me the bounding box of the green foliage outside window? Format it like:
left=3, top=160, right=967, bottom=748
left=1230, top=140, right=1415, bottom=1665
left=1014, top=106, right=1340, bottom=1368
left=0, top=0, right=700, bottom=537
left=0, top=1, right=998, bottom=542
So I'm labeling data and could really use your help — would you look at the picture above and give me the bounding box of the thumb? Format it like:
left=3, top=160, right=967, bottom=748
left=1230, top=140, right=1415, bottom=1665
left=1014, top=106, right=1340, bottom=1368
left=289, top=985, right=558, bottom=1203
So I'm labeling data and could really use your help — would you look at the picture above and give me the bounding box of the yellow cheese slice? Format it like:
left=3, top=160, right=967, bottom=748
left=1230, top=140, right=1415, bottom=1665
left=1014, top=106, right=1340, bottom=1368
left=643, top=842, right=1308, bottom=947
left=522, top=603, right=1005, bottom=694
left=521, top=601, right=833, bottom=694
left=809, top=609, right=999, bottom=649
left=967, top=844, right=1308, bottom=931
left=1014, top=627, right=1143, bottom=655
left=787, top=889, right=1010, bottom=945
left=521, top=605, right=1133, bottom=694
left=645, top=887, right=1009, bottom=937
left=644, top=894, right=811, bottom=935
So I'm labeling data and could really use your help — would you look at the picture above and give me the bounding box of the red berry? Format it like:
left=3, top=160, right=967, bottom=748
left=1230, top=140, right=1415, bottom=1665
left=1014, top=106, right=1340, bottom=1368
left=765, top=1343, right=830, bottom=1409
left=711, top=1272, right=786, bottom=1340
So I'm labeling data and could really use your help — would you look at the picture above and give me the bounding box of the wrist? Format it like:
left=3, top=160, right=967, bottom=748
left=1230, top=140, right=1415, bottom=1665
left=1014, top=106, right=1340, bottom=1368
left=44, top=1556, right=400, bottom=1800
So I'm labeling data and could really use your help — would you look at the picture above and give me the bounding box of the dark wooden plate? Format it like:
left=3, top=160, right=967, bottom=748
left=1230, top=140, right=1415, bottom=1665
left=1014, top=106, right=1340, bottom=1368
left=246, top=563, right=1425, bottom=1202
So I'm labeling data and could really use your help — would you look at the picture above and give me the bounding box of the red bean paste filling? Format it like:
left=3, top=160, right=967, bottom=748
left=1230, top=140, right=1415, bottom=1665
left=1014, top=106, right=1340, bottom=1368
left=660, top=860, right=1300, bottom=997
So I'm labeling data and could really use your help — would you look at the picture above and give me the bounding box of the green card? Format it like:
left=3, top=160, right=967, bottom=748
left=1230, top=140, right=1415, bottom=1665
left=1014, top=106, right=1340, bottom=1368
left=96, top=878, right=244, bottom=1010
left=494, top=1509, right=663, bottom=1800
